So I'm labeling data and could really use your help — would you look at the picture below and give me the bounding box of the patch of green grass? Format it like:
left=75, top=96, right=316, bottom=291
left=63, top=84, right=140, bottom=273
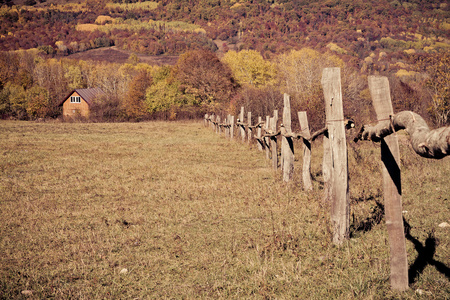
left=0, top=121, right=448, bottom=298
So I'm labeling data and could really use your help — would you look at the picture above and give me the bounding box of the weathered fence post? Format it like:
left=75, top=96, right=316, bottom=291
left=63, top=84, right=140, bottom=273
left=223, top=116, right=227, bottom=136
left=298, top=111, right=313, bottom=191
left=225, top=114, right=230, bottom=138
left=247, top=111, right=252, bottom=144
left=322, top=132, right=332, bottom=203
left=369, top=75, right=409, bottom=291
left=321, top=67, right=349, bottom=245
left=230, top=115, right=235, bottom=140
left=265, top=116, right=270, bottom=160
left=271, top=110, right=278, bottom=170
left=239, top=106, right=245, bottom=141
left=215, top=115, right=220, bottom=134
left=210, top=114, right=215, bottom=130
left=257, top=116, right=263, bottom=151
left=217, top=116, right=222, bottom=134
left=204, top=114, right=208, bottom=127
left=282, top=93, right=294, bottom=182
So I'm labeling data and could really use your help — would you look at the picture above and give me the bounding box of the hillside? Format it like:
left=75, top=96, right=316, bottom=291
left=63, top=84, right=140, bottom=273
left=0, top=0, right=449, bottom=125
left=1, top=0, right=449, bottom=71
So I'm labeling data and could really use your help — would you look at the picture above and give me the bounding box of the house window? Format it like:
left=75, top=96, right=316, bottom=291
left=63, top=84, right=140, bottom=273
left=70, top=96, right=81, bottom=103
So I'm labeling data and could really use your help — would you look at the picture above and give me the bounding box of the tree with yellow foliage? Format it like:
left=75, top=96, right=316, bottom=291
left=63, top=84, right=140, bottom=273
left=276, top=48, right=344, bottom=97
left=276, top=48, right=345, bottom=129
left=222, top=50, right=277, bottom=88
left=26, top=86, right=50, bottom=120
left=417, top=51, right=450, bottom=126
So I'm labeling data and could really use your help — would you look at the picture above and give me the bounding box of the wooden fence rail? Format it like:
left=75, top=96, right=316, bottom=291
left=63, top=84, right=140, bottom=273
left=203, top=67, right=449, bottom=292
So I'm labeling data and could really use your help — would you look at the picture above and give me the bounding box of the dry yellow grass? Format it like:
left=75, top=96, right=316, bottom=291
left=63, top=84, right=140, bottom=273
left=0, top=121, right=448, bottom=298
left=76, top=23, right=99, bottom=32
left=105, top=1, right=159, bottom=11
left=95, top=16, right=115, bottom=25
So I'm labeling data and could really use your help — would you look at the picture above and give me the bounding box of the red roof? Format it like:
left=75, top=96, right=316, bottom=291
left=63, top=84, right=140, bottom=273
left=59, top=88, right=106, bottom=106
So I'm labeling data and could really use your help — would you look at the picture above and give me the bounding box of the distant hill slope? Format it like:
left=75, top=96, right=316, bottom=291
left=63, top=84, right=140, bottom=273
left=0, top=0, right=448, bottom=72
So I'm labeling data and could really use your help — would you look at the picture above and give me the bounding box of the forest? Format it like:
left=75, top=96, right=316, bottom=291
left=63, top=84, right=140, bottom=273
left=0, top=0, right=449, bottom=128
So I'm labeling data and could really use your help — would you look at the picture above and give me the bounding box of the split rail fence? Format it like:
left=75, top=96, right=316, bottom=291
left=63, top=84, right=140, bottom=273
left=203, top=67, right=450, bottom=292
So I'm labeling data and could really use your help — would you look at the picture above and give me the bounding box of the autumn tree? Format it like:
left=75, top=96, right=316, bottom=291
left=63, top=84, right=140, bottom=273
left=175, top=49, right=238, bottom=111
left=33, top=58, right=68, bottom=117
left=145, top=66, right=196, bottom=119
left=0, top=52, right=19, bottom=90
left=123, top=70, right=152, bottom=120
left=415, top=51, right=450, bottom=126
left=0, top=83, right=27, bottom=119
left=26, top=85, right=50, bottom=119
left=276, top=48, right=345, bottom=129
left=222, top=50, right=277, bottom=88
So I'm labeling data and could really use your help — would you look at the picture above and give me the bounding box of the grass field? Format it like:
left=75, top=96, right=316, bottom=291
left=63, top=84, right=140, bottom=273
left=0, top=120, right=448, bottom=299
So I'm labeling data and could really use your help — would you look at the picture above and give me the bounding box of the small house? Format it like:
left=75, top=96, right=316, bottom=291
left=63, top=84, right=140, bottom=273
left=59, top=88, right=106, bottom=118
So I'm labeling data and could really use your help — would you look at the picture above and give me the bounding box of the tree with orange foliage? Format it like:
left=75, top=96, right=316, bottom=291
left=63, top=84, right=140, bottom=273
left=124, top=70, right=152, bottom=120
left=175, top=50, right=238, bottom=110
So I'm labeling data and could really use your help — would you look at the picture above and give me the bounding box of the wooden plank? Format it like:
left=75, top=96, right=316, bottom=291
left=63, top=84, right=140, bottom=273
left=224, top=116, right=229, bottom=138
left=298, top=111, right=313, bottom=191
left=271, top=110, right=278, bottom=170
left=210, top=114, right=215, bottom=130
left=227, top=114, right=231, bottom=139
left=282, top=93, right=294, bottom=182
left=230, top=115, right=235, bottom=139
left=322, top=130, right=332, bottom=202
left=368, top=75, right=409, bottom=291
left=257, top=116, right=263, bottom=151
left=265, top=116, right=270, bottom=160
left=247, top=111, right=252, bottom=143
left=240, top=106, right=245, bottom=141
left=216, top=115, right=220, bottom=134
left=321, top=67, right=349, bottom=245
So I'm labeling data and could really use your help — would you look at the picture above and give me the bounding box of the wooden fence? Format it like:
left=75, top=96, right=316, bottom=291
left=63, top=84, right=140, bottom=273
left=203, top=67, right=450, bottom=292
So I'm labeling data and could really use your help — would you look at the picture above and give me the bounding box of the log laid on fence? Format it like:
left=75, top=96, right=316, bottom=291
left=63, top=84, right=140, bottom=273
left=298, top=111, right=313, bottom=191
left=281, top=93, right=295, bottom=182
left=355, top=111, right=450, bottom=159
left=367, top=75, right=409, bottom=291
left=321, top=67, right=350, bottom=245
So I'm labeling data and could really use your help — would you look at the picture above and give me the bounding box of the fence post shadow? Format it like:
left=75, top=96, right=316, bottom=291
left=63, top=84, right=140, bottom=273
left=348, top=200, right=385, bottom=237
left=403, top=218, right=450, bottom=284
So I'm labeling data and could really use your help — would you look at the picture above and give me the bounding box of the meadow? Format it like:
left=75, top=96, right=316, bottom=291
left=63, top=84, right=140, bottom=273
left=0, top=120, right=448, bottom=299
